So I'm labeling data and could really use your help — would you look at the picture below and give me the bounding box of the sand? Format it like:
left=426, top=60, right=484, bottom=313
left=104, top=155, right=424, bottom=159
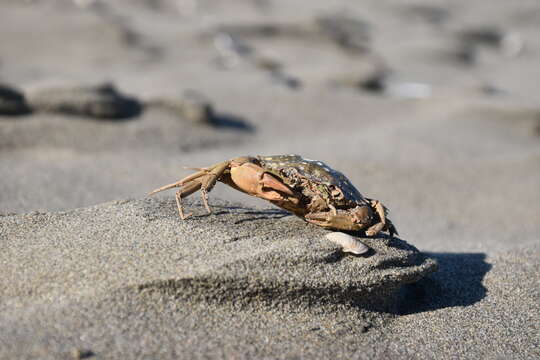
left=0, top=199, right=437, bottom=359
left=1, top=0, right=539, bottom=359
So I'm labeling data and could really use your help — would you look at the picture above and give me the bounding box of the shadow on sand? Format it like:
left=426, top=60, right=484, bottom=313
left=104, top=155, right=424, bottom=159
left=209, top=112, right=255, bottom=132
left=397, top=252, right=492, bottom=315
left=189, top=204, right=290, bottom=221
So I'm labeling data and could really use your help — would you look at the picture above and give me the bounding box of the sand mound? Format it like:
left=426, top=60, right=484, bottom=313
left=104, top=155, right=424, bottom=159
left=0, top=198, right=435, bottom=358
left=0, top=198, right=435, bottom=310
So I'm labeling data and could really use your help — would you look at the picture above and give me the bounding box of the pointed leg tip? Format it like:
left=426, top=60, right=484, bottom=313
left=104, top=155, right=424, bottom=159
left=180, top=212, right=193, bottom=220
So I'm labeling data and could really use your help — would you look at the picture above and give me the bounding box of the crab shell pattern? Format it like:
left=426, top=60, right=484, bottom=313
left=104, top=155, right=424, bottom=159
left=149, top=155, right=397, bottom=236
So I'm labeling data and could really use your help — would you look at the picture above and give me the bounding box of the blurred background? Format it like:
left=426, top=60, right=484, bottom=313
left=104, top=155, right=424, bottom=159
left=1, top=0, right=539, bottom=252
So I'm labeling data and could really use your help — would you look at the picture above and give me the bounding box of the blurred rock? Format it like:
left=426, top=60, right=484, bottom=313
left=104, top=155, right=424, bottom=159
left=147, top=91, right=254, bottom=131
left=253, top=56, right=283, bottom=72
left=269, top=70, right=302, bottom=90
left=27, top=83, right=142, bottom=119
left=316, top=14, right=371, bottom=53
left=0, top=84, right=31, bottom=116
left=332, top=70, right=432, bottom=99
left=457, top=27, right=524, bottom=64
left=480, top=84, right=507, bottom=96
left=213, top=23, right=284, bottom=39
left=403, top=4, right=451, bottom=25
left=359, top=70, right=389, bottom=93
left=147, top=90, right=216, bottom=125
left=332, top=68, right=390, bottom=94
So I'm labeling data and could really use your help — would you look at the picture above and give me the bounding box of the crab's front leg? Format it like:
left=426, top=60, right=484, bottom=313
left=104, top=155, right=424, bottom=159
left=148, top=161, right=230, bottom=219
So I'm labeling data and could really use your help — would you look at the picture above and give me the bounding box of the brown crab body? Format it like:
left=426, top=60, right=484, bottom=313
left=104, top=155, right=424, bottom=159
left=149, top=155, right=397, bottom=236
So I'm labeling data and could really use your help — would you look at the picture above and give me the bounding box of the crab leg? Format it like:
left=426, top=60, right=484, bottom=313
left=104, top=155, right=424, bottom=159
left=147, top=170, right=207, bottom=196
left=363, top=200, right=385, bottom=236
left=365, top=199, right=398, bottom=237
left=197, top=162, right=230, bottom=214
left=175, top=189, right=189, bottom=219
left=148, top=161, right=231, bottom=219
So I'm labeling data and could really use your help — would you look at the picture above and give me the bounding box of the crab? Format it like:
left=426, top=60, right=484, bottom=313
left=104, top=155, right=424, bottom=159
left=148, top=155, right=397, bottom=237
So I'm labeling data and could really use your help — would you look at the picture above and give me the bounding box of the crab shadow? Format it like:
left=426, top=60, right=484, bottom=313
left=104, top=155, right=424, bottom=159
left=190, top=204, right=292, bottom=223
left=397, top=252, right=492, bottom=315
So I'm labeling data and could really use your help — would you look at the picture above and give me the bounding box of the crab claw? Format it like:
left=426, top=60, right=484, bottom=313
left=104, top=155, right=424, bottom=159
left=305, top=206, right=372, bottom=232
left=366, top=199, right=398, bottom=237
left=230, top=162, right=294, bottom=201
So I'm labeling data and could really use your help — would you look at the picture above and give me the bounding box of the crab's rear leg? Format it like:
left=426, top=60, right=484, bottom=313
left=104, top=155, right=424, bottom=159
left=148, top=161, right=230, bottom=219
left=197, top=162, right=230, bottom=214
left=174, top=181, right=201, bottom=219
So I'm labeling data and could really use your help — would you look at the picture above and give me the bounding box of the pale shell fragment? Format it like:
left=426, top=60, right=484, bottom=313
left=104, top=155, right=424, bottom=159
left=325, top=232, right=369, bottom=255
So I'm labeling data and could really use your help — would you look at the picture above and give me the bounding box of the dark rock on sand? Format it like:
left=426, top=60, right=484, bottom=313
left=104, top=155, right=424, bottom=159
left=146, top=91, right=217, bottom=125
left=401, top=4, right=451, bottom=25
left=358, top=70, right=390, bottom=93
left=0, top=84, right=31, bottom=116
left=456, top=27, right=524, bottom=65
left=0, top=102, right=250, bottom=152
left=147, top=91, right=254, bottom=131
left=211, top=23, right=305, bottom=40
left=269, top=70, right=302, bottom=90
left=315, top=14, right=371, bottom=53
left=27, top=83, right=142, bottom=119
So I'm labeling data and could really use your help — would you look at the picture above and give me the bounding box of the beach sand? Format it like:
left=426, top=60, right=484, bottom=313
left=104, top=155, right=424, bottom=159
left=1, top=0, right=539, bottom=358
